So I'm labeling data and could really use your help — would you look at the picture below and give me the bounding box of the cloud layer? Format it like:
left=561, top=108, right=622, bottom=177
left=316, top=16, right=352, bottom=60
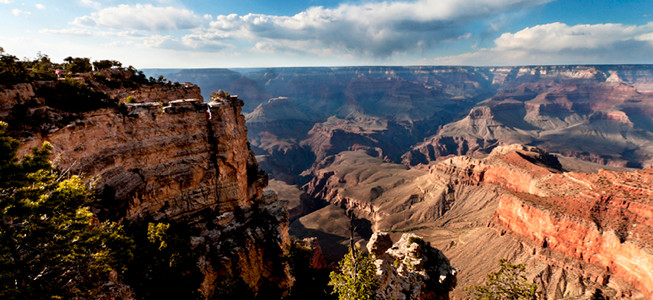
left=437, top=22, right=653, bottom=65
left=63, top=0, right=551, bottom=57
left=201, top=0, right=552, bottom=57
left=32, top=1, right=653, bottom=66
left=73, top=4, right=202, bottom=31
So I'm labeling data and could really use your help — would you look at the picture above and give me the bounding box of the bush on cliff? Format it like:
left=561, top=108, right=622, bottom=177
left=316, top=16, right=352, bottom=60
left=64, top=56, right=92, bottom=74
left=36, top=78, right=115, bottom=112
left=0, top=121, right=134, bottom=298
left=0, top=47, right=30, bottom=84
left=466, top=258, right=539, bottom=300
left=328, top=247, right=379, bottom=300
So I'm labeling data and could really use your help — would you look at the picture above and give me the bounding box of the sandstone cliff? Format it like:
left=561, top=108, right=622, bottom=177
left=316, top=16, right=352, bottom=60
left=1, top=73, right=293, bottom=298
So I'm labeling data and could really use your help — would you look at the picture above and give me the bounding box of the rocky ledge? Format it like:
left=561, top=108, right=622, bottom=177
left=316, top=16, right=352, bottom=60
left=2, top=76, right=293, bottom=298
left=368, top=232, right=457, bottom=300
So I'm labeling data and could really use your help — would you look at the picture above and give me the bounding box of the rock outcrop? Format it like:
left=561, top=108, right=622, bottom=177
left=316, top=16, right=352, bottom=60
left=369, top=233, right=457, bottom=300
left=20, top=96, right=265, bottom=221
left=2, top=73, right=293, bottom=298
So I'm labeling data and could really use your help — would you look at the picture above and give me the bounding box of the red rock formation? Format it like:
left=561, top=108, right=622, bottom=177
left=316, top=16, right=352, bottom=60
left=302, top=145, right=653, bottom=298
left=434, top=145, right=653, bottom=298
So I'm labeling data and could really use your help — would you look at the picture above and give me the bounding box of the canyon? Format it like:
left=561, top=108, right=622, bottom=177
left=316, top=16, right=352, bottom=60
left=2, top=63, right=653, bottom=298
left=298, top=146, right=653, bottom=299
left=150, top=65, right=653, bottom=298
left=153, top=65, right=653, bottom=177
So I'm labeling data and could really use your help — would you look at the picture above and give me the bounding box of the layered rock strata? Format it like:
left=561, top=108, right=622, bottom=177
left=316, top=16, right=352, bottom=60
left=432, top=145, right=653, bottom=298
left=3, top=79, right=292, bottom=297
left=300, top=146, right=653, bottom=298
left=20, top=97, right=265, bottom=221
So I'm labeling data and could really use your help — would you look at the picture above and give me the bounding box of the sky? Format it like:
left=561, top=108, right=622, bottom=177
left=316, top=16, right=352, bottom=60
left=1, top=0, right=652, bottom=68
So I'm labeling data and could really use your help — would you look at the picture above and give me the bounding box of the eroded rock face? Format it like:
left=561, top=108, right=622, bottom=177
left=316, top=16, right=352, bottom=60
left=196, top=192, right=293, bottom=298
left=404, top=78, right=653, bottom=168
left=435, top=145, right=653, bottom=298
left=3, top=78, right=292, bottom=298
left=300, top=145, right=653, bottom=299
left=370, top=233, right=457, bottom=300
left=20, top=97, right=263, bottom=221
left=367, top=232, right=393, bottom=257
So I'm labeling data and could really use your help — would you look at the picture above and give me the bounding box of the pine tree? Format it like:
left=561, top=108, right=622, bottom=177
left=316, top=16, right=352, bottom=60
left=328, top=247, right=379, bottom=300
left=328, top=212, right=378, bottom=300
left=0, top=121, right=133, bottom=298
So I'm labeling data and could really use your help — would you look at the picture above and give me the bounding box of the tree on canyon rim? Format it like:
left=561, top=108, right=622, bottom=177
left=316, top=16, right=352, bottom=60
left=466, top=258, right=539, bottom=300
left=0, top=121, right=133, bottom=298
left=328, top=212, right=379, bottom=300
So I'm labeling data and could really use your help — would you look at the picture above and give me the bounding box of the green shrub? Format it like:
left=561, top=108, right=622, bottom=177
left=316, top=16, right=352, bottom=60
left=36, top=78, right=114, bottom=112
left=329, top=247, right=379, bottom=300
left=125, top=96, right=136, bottom=103
left=0, top=121, right=134, bottom=298
left=466, top=258, right=539, bottom=300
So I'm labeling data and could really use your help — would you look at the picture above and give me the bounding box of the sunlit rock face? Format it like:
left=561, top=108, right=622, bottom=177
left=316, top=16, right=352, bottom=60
left=299, top=145, right=652, bottom=298
left=3, top=77, right=292, bottom=298
left=369, top=233, right=457, bottom=300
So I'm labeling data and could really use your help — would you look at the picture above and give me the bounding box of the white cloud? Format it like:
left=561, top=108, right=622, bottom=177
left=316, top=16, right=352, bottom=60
left=181, top=32, right=231, bottom=50
left=0, top=0, right=13, bottom=4
left=435, top=22, right=653, bottom=65
left=41, top=28, right=94, bottom=36
left=35, top=4, right=45, bottom=10
left=80, top=0, right=100, bottom=9
left=195, top=0, right=551, bottom=57
left=40, top=28, right=147, bottom=38
left=12, top=9, right=31, bottom=16
left=73, top=4, right=202, bottom=32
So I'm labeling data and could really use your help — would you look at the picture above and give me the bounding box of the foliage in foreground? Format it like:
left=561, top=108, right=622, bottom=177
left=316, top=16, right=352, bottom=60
left=0, top=121, right=134, bottom=298
left=466, top=258, right=539, bottom=300
left=328, top=247, right=379, bottom=300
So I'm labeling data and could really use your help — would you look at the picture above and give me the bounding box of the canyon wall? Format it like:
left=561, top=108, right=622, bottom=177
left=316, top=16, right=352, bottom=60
left=431, top=145, right=653, bottom=298
left=20, top=97, right=264, bottom=221
left=299, top=146, right=653, bottom=298
left=2, top=76, right=292, bottom=298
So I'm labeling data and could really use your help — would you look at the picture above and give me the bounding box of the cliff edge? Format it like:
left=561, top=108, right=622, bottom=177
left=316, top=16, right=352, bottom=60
left=1, top=70, right=292, bottom=298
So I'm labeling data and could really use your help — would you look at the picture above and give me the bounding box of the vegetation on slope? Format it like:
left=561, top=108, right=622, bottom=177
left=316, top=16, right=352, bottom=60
left=0, top=121, right=134, bottom=298
left=466, top=258, right=539, bottom=300
left=328, top=247, right=378, bottom=300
